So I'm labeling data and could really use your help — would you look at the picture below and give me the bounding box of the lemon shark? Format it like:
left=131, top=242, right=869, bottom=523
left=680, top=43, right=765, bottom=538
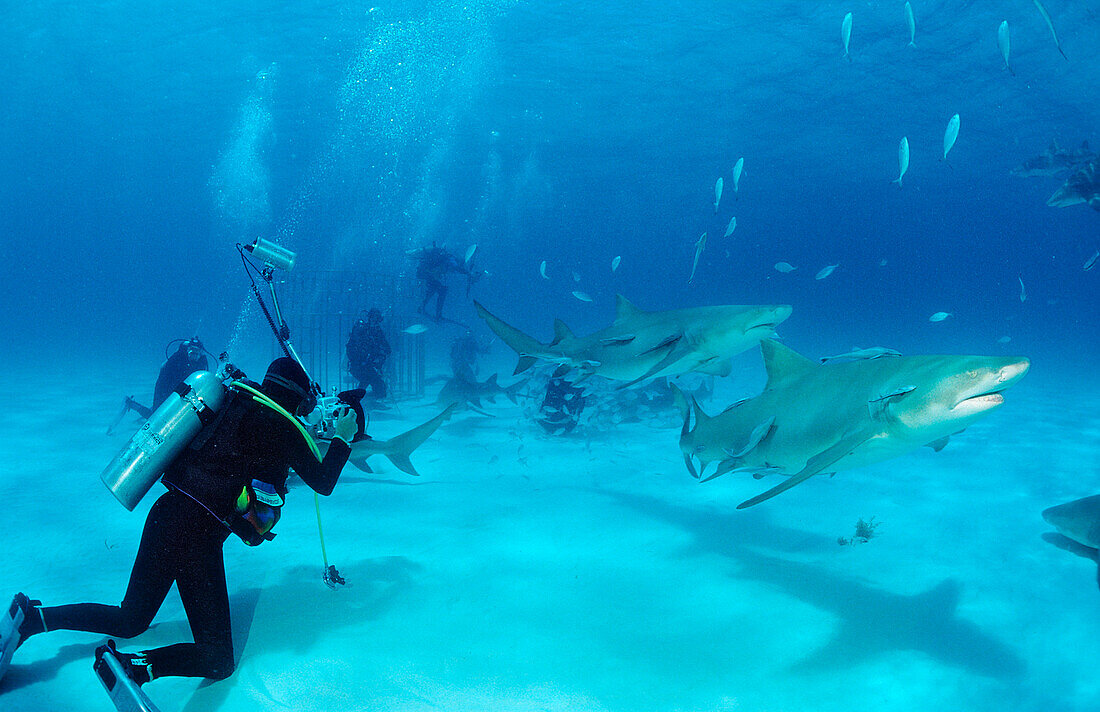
left=474, top=296, right=791, bottom=386
left=1042, top=494, right=1100, bottom=590
left=319, top=404, right=457, bottom=476
left=674, top=340, right=1029, bottom=508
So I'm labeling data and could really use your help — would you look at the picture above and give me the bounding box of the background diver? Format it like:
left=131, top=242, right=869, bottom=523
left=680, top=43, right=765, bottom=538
left=108, top=337, right=213, bottom=435
left=409, top=243, right=471, bottom=322
left=346, top=308, right=391, bottom=400
left=3, top=357, right=356, bottom=691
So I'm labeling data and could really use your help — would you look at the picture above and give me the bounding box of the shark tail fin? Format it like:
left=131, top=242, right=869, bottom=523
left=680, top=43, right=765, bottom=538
left=379, top=404, right=456, bottom=476
left=474, top=301, right=545, bottom=376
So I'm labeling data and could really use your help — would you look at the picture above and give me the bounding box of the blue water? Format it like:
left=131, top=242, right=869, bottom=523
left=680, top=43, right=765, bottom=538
left=0, top=0, right=1097, bottom=708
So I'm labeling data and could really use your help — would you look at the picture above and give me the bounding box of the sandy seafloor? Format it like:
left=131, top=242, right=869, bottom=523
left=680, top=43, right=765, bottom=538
left=1, top=357, right=1098, bottom=712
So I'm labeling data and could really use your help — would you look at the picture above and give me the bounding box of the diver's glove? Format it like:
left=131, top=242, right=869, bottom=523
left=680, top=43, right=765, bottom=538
left=333, top=409, right=358, bottom=443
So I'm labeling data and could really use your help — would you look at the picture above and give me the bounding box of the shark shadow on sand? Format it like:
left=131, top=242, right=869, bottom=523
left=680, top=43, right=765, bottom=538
left=598, top=489, right=1026, bottom=679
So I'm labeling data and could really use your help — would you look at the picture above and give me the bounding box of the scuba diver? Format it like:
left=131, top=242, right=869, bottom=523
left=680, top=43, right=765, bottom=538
left=346, top=308, right=390, bottom=400
left=409, top=242, right=470, bottom=322
left=449, top=331, right=488, bottom=384
left=536, top=376, right=586, bottom=435
left=2, top=357, right=356, bottom=692
left=109, top=338, right=213, bottom=434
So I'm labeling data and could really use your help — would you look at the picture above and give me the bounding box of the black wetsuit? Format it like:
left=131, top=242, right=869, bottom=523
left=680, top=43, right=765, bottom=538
left=346, top=323, right=390, bottom=398
left=416, top=248, right=467, bottom=320
left=127, top=353, right=212, bottom=420
left=38, top=385, right=351, bottom=680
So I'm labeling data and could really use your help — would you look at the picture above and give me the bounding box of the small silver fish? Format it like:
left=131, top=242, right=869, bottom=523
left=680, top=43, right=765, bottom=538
left=774, top=262, right=797, bottom=273
left=732, top=157, right=744, bottom=194
left=1084, top=249, right=1099, bottom=271
left=998, top=21, right=1014, bottom=76
left=723, top=216, right=737, bottom=238
left=464, top=244, right=477, bottom=264
left=842, top=12, right=853, bottom=61
left=1018, top=276, right=1027, bottom=302
left=539, top=260, right=549, bottom=279
left=572, top=291, right=593, bottom=302
left=714, top=177, right=723, bottom=213
left=929, top=311, right=952, bottom=322
left=998, top=335, right=1012, bottom=344
left=815, top=264, right=838, bottom=280
left=689, top=232, right=707, bottom=283
left=904, top=2, right=916, bottom=48
left=403, top=324, right=429, bottom=335
left=611, top=255, right=621, bottom=272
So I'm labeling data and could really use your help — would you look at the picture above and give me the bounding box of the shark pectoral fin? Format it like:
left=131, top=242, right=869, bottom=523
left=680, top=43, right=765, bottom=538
left=515, top=355, right=538, bottom=375
left=736, top=427, right=875, bottom=509
left=694, top=357, right=732, bottom=377
left=348, top=455, right=374, bottom=473
left=641, top=333, right=683, bottom=356
left=618, top=342, right=691, bottom=389
left=926, top=436, right=950, bottom=452
left=701, top=458, right=740, bottom=482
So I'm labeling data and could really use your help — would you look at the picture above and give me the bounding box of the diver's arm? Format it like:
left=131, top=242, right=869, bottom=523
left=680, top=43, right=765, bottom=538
left=292, top=412, right=355, bottom=496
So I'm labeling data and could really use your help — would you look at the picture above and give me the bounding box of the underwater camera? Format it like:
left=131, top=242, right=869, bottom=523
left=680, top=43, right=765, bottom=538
left=302, top=393, right=353, bottom=440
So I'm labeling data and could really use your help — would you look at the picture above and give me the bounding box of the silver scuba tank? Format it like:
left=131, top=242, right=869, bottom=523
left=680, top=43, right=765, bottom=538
left=100, top=370, right=228, bottom=511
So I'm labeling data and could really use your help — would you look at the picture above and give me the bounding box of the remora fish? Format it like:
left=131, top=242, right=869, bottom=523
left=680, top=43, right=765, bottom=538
left=819, top=346, right=902, bottom=363
left=905, top=2, right=916, bottom=47
left=998, top=21, right=1014, bottom=76
left=943, top=114, right=960, bottom=164
left=474, top=295, right=792, bottom=385
left=893, top=136, right=910, bottom=187
left=1042, top=494, right=1100, bottom=590
left=1032, top=0, right=1068, bottom=60
left=673, top=340, right=1029, bottom=508
left=689, top=232, right=707, bottom=283
left=842, top=12, right=853, bottom=61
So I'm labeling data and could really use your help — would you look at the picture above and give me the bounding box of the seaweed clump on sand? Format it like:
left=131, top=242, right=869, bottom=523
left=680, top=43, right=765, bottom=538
left=838, top=516, right=879, bottom=546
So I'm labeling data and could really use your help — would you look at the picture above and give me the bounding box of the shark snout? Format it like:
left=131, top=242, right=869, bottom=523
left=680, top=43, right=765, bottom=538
left=996, top=359, right=1030, bottom=387
left=749, top=305, right=793, bottom=332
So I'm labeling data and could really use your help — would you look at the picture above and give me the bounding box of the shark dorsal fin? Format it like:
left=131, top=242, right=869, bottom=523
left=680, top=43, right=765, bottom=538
left=761, top=339, right=818, bottom=389
left=614, top=294, right=644, bottom=322
left=550, top=319, right=575, bottom=346
left=485, top=373, right=499, bottom=388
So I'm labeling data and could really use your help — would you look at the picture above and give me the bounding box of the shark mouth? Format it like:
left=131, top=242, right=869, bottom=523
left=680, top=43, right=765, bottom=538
left=951, top=360, right=1029, bottom=413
